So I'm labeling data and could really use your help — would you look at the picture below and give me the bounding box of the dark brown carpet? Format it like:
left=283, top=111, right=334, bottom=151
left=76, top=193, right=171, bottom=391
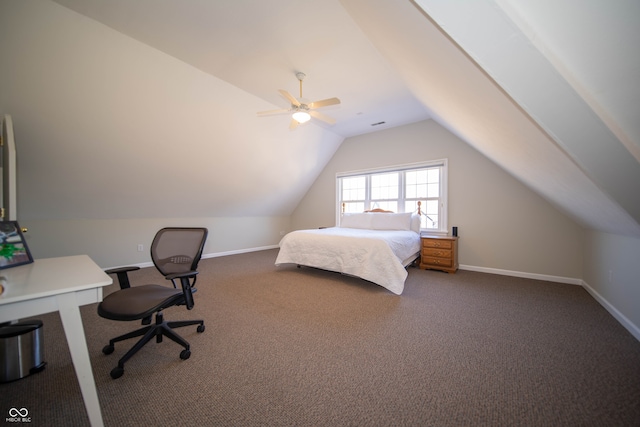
left=1, top=249, right=639, bottom=426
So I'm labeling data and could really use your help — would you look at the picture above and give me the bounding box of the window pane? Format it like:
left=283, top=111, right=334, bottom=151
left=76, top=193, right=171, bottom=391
left=343, top=202, right=365, bottom=213
left=371, top=173, right=398, bottom=200
left=424, top=200, right=439, bottom=229
left=425, top=200, right=438, bottom=215
left=342, top=176, right=365, bottom=201
left=404, top=200, right=420, bottom=214
left=406, top=185, right=416, bottom=199
left=427, top=169, right=439, bottom=198
left=407, top=169, right=430, bottom=200
left=407, top=182, right=427, bottom=198
left=406, top=172, right=416, bottom=185
left=424, top=215, right=438, bottom=229
left=427, top=183, right=439, bottom=198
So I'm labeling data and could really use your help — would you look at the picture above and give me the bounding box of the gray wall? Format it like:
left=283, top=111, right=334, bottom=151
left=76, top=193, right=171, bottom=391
left=22, top=216, right=290, bottom=269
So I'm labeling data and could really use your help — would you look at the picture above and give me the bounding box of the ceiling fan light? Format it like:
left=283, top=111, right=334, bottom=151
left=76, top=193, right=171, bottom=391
left=292, top=111, right=311, bottom=123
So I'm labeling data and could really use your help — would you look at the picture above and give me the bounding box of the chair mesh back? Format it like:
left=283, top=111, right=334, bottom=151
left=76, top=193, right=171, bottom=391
left=150, top=228, right=208, bottom=276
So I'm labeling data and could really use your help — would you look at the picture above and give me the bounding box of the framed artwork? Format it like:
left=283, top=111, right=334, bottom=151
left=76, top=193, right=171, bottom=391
left=0, top=221, right=33, bottom=269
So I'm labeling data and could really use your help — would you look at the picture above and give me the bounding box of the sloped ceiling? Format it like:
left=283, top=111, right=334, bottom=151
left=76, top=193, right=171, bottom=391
left=407, top=0, right=640, bottom=236
left=48, top=0, right=432, bottom=138
left=5, top=0, right=640, bottom=237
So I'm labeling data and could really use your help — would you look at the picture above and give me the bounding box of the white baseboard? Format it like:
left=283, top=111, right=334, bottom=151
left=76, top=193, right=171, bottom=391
left=201, top=245, right=279, bottom=260
left=459, top=264, right=640, bottom=342
left=459, top=264, right=582, bottom=285
left=581, top=280, right=640, bottom=342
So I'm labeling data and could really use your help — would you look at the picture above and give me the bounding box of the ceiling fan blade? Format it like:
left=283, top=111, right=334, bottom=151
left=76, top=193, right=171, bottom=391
left=257, top=108, right=290, bottom=116
left=309, top=110, right=336, bottom=125
left=279, top=89, right=301, bottom=107
left=309, top=97, right=340, bottom=109
left=289, top=118, right=300, bottom=130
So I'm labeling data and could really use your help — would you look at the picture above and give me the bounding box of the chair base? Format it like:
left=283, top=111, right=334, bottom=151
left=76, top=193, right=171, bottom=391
left=102, top=311, right=204, bottom=379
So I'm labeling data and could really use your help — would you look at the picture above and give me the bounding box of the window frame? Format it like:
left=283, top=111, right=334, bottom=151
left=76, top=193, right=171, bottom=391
left=335, top=159, right=448, bottom=233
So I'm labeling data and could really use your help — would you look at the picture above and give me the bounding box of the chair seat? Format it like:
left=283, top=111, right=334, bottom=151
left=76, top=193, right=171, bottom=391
left=98, top=284, right=184, bottom=321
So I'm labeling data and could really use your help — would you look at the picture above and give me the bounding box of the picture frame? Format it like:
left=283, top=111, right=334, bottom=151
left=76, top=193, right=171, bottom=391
left=0, top=221, right=33, bottom=269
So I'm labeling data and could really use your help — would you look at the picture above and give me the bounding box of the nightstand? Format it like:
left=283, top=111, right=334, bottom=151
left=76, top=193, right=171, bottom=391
left=419, top=234, right=459, bottom=274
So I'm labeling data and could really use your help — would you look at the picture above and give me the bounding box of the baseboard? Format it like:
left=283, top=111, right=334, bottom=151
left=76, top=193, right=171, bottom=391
left=201, top=245, right=279, bottom=259
left=459, top=264, right=582, bottom=285
left=459, top=264, right=640, bottom=342
left=581, top=280, right=640, bottom=342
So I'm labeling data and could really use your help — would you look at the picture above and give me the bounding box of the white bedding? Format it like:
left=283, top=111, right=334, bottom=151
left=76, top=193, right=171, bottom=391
left=275, top=227, right=421, bottom=295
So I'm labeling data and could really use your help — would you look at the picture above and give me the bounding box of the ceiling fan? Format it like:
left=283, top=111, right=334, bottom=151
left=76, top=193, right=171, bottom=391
left=257, top=72, right=341, bottom=130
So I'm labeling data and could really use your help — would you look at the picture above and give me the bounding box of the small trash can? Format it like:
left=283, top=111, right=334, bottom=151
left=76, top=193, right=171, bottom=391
left=0, top=320, right=46, bottom=383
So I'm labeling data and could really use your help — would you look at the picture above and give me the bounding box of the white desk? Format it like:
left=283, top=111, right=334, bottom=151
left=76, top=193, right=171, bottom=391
left=0, top=255, right=112, bottom=427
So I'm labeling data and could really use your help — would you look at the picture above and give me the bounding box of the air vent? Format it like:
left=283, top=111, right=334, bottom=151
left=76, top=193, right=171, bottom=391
left=371, top=121, right=386, bottom=126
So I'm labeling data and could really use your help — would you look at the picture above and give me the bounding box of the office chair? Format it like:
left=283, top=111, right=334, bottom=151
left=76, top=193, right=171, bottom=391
left=98, top=227, right=208, bottom=379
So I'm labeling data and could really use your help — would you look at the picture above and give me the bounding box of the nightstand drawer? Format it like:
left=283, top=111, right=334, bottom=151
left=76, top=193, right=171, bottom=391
left=422, top=248, right=452, bottom=259
left=422, top=239, right=453, bottom=249
left=422, top=257, right=453, bottom=268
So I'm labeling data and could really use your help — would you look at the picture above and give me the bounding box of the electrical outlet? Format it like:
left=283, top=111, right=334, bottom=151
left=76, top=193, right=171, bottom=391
left=137, top=244, right=144, bottom=252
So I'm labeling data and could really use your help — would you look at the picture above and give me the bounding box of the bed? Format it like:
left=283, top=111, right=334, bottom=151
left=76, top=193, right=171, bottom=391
left=275, top=209, right=421, bottom=295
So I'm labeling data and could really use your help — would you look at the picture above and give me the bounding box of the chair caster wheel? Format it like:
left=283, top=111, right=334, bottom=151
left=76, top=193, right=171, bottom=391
left=102, top=344, right=114, bottom=355
left=197, top=324, right=205, bottom=333
left=110, top=366, right=124, bottom=379
left=180, top=349, right=191, bottom=360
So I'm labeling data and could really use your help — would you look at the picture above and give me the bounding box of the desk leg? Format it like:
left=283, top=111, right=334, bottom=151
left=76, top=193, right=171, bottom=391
left=57, top=292, right=104, bottom=427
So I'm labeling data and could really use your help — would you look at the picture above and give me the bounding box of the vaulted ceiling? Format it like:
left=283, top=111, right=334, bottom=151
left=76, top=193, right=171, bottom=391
left=7, top=0, right=640, bottom=237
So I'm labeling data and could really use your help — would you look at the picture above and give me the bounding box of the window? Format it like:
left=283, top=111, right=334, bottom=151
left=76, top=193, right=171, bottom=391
left=337, top=160, right=447, bottom=232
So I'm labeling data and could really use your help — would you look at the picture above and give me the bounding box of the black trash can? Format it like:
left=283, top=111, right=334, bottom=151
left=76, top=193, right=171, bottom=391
left=0, top=320, right=46, bottom=383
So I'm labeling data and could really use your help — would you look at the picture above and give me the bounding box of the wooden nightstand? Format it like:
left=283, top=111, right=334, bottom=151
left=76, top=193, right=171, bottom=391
left=419, top=234, right=459, bottom=274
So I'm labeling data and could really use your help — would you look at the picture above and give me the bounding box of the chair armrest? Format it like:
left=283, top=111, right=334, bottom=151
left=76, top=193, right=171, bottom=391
left=105, top=266, right=141, bottom=275
left=166, top=271, right=199, bottom=310
left=105, top=266, right=140, bottom=289
left=165, top=271, right=199, bottom=281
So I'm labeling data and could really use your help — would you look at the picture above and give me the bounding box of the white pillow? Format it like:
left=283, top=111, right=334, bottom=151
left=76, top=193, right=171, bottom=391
left=340, top=213, right=373, bottom=229
left=411, top=213, right=421, bottom=233
left=370, top=212, right=413, bottom=231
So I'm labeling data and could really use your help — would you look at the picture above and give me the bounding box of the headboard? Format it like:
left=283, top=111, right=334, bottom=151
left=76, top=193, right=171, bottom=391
left=342, top=201, right=422, bottom=215
left=365, top=208, right=394, bottom=213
